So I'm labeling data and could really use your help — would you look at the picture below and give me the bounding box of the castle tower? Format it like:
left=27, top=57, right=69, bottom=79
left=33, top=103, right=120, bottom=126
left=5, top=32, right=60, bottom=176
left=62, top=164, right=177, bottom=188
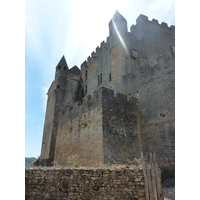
left=54, top=55, right=68, bottom=90
left=40, top=55, right=69, bottom=165
left=109, top=10, right=129, bottom=49
left=40, top=55, right=81, bottom=166
left=108, top=11, right=131, bottom=94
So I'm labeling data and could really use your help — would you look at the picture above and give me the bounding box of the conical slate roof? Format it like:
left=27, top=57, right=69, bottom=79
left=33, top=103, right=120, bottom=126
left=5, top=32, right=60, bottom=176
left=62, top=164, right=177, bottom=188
left=56, top=55, right=68, bottom=69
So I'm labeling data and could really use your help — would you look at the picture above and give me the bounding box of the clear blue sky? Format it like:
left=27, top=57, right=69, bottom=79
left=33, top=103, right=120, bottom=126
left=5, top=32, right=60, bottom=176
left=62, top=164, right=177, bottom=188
left=25, top=0, right=175, bottom=158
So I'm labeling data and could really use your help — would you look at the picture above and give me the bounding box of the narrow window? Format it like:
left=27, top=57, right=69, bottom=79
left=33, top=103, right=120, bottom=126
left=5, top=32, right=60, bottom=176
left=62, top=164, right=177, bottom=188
left=58, top=65, right=61, bottom=70
left=98, top=73, right=102, bottom=86
left=100, top=73, right=102, bottom=84
left=85, top=85, right=87, bottom=95
left=64, top=66, right=66, bottom=70
left=131, top=49, right=138, bottom=59
left=85, top=70, right=87, bottom=80
left=98, top=75, right=100, bottom=86
left=109, top=73, right=112, bottom=82
left=57, top=85, right=60, bottom=89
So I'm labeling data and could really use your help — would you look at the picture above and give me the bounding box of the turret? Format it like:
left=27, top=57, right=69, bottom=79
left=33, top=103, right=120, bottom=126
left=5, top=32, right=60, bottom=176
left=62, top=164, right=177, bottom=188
left=109, top=10, right=128, bottom=36
left=108, top=10, right=129, bottom=50
left=54, top=55, right=68, bottom=90
left=108, top=11, right=131, bottom=94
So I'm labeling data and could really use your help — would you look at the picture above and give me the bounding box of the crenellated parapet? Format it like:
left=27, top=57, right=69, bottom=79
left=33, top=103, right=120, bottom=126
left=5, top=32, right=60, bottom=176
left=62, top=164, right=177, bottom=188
left=80, top=37, right=110, bottom=70
left=59, top=87, right=138, bottom=117
left=40, top=12, right=175, bottom=178
left=130, top=14, right=175, bottom=33
left=81, top=14, right=175, bottom=71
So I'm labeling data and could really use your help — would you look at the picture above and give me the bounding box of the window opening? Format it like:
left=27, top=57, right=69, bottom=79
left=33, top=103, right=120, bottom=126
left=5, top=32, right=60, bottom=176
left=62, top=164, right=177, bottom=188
left=109, top=73, right=112, bottom=82
left=98, top=73, right=102, bottom=86
left=100, top=73, right=102, bottom=84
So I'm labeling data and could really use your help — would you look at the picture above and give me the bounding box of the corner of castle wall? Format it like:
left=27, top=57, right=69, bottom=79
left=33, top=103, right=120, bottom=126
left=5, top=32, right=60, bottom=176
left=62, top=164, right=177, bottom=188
left=129, top=96, right=139, bottom=104
left=81, top=60, right=88, bottom=70
left=136, top=14, right=148, bottom=24
left=170, top=25, right=175, bottom=33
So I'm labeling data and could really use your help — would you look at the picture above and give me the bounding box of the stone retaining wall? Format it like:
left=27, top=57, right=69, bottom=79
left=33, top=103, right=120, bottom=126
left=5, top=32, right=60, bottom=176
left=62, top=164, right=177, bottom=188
left=25, top=167, right=145, bottom=200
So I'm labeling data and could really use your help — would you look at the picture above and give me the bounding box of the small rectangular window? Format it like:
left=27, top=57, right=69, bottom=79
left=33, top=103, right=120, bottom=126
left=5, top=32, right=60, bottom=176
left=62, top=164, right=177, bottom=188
left=85, top=70, right=87, bottom=80
left=100, top=73, right=102, bottom=84
left=98, top=73, right=102, bottom=86
left=131, top=49, right=138, bottom=59
left=109, top=73, right=112, bottom=81
left=98, top=75, right=100, bottom=86
left=85, top=85, right=87, bottom=95
left=57, top=85, right=60, bottom=89
left=64, top=66, right=66, bottom=70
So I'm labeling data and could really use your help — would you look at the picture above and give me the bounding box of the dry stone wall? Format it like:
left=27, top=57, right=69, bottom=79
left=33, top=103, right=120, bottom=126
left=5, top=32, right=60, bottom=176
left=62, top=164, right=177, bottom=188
left=25, top=167, right=145, bottom=200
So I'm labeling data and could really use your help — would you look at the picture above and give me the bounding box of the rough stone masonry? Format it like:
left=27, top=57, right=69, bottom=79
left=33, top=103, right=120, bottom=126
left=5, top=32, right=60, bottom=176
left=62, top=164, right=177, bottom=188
left=39, top=11, right=175, bottom=180
left=25, top=167, right=145, bottom=200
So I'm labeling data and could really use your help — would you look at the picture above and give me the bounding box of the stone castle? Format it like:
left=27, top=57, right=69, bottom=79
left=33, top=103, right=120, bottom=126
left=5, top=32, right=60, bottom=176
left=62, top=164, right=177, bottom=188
left=39, top=11, right=175, bottom=176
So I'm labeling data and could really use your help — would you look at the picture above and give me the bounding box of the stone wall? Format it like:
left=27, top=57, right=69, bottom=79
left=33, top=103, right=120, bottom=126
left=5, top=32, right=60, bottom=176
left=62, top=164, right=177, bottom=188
left=54, top=89, right=104, bottom=167
left=130, top=14, right=175, bottom=67
left=40, top=77, right=81, bottom=166
left=53, top=87, right=140, bottom=167
left=40, top=88, right=56, bottom=160
left=40, top=13, right=175, bottom=179
left=101, top=88, right=141, bottom=164
left=81, top=40, right=111, bottom=98
left=134, top=55, right=175, bottom=179
left=25, top=167, right=145, bottom=200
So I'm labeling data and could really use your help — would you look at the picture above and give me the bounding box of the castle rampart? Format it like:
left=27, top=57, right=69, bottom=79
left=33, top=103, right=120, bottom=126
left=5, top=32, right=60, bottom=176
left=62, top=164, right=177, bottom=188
left=40, top=11, right=175, bottom=179
left=52, top=87, right=140, bottom=167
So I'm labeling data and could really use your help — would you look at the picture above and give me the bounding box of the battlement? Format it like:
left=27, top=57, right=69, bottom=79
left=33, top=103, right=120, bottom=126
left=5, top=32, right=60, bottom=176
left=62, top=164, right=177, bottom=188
left=130, top=14, right=175, bottom=33
left=41, top=12, right=175, bottom=176
left=80, top=14, right=174, bottom=71
left=60, top=87, right=138, bottom=117
left=80, top=37, right=110, bottom=70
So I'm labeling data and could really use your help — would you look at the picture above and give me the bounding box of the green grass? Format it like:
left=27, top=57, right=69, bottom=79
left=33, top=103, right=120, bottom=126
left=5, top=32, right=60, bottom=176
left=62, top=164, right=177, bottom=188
left=73, top=160, right=81, bottom=168
left=70, top=155, right=81, bottom=168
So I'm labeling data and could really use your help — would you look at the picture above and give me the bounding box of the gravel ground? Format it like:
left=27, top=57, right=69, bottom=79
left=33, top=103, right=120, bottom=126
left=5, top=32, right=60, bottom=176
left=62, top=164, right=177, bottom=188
left=163, top=186, right=175, bottom=200
left=163, top=178, right=175, bottom=200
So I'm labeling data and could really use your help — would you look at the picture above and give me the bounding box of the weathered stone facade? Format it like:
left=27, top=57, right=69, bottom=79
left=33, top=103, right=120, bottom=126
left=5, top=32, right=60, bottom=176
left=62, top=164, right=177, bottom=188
left=25, top=167, right=145, bottom=200
left=40, top=11, right=175, bottom=178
